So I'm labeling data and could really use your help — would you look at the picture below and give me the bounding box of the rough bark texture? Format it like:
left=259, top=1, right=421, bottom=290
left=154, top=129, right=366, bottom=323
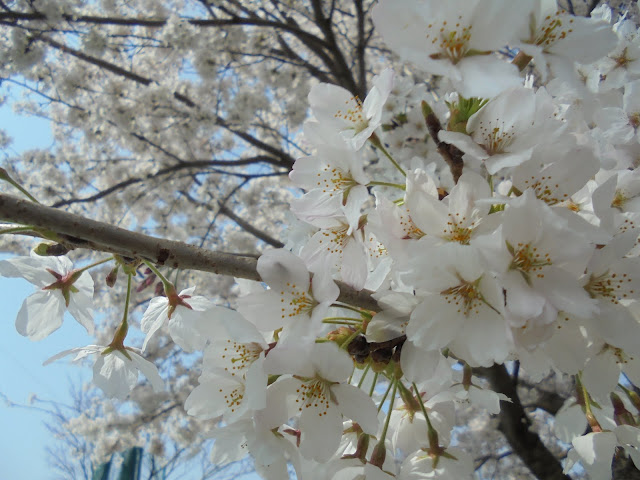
left=478, top=365, right=572, bottom=480
left=0, top=193, right=381, bottom=312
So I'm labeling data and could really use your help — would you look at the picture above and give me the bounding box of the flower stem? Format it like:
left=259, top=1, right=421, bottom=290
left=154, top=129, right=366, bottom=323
left=368, top=181, right=406, bottom=190
left=378, top=379, right=398, bottom=441
left=370, top=133, right=406, bottom=177
left=377, top=379, right=394, bottom=413
left=105, top=273, right=133, bottom=359
left=578, top=372, right=602, bottom=432
left=75, top=256, right=115, bottom=274
left=143, top=259, right=173, bottom=290
left=0, top=168, right=40, bottom=203
left=331, top=303, right=372, bottom=317
left=322, top=316, right=361, bottom=324
left=413, top=381, right=439, bottom=450
left=357, top=364, right=370, bottom=389
left=0, top=226, right=38, bottom=235
left=368, top=371, right=379, bottom=396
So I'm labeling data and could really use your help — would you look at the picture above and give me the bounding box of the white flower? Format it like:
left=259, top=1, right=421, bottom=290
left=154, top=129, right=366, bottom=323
left=308, top=68, right=394, bottom=150
left=565, top=426, right=640, bottom=480
left=372, top=0, right=525, bottom=97
left=439, top=87, right=565, bottom=175
left=405, top=244, right=511, bottom=367
left=404, top=170, right=491, bottom=247
left=0, top=252, right=94, bottom=340
left=594, top=80, right=640, bottom=145
left=45, top=345, right=163, bottom=400
left=264, top=342, right=379, bottom=462
left=184, top=308, right=268, bottom=423
left=517, top=0, right=617, bottom=81
left=399, top=447, right=474, bottom=480
left=140, top=285, right=213, bottom=352
left=237, top=249, right=339, bottom=343
left=474, top=189, right=597, bottom=331
left=300, top=214, right=371, bottom=291
left=290, top=142, right=370, bottom=222
left=579, top=231, right=640, bottom=357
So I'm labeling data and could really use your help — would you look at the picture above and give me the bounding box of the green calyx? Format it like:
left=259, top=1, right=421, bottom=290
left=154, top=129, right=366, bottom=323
left=446, top=96, right=488, bottom=134
left=42, top=268, right=83, bottom=307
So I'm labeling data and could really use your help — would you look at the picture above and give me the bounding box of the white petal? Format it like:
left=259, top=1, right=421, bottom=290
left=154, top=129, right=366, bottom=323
left=258, top=249, right=310, bottom=290
left=299, top=401, right=343, bottom=462
left=128, top=350, right=163, bottom=392
left=572, top=432, right=617, bottom=480
left=311, top=342, right=353, bottom=382
left=332, top=383, right=379, bottom=434
left=0, top=255, right=68, bottom=287
left=582, top=352, right=620, bottom=403
left=16, top=291, right=65, bottom=341
left=93, top=352, right=137, bottom=400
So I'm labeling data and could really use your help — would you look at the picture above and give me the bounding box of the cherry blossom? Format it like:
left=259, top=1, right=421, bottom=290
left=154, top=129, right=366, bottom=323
left=308, top=68, right=394, bottom=150
left=263, top=342, right=379, bottom=462
left=4, top=1, right=640, bottom=478
left=0, top=252, right=94, bottom=341
left=45, top=345, right=163, bottom=400
left=372, top=0, right=526, bottom=97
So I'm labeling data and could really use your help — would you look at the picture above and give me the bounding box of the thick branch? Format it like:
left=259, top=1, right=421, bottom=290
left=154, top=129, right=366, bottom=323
left=0, top=193, right=380, bottom=311
left=425, top=111, right=464, bottom=184
left=477, top=365, right=571, bottom=480
left=310, top=0, right=360, bottom=96
left=354, top=0, right=367, bottom=96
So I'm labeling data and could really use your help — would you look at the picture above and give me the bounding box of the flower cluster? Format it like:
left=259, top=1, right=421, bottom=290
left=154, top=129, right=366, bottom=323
left=6, top=0, right=640, bottom=478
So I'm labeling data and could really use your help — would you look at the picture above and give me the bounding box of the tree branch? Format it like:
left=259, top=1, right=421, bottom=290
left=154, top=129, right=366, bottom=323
left=477, top=364, right=571, bottom=480
left=38, top=36, right=296, bottom=170
left=0, top=193, right=380, bottom=311
left=217, top=203, right=285, bottom=248
left=50, top=156, right=286, bottom=208
left=0, top=11, right=331, bottom=49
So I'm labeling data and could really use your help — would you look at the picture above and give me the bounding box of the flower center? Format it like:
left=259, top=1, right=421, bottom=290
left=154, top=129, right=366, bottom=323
left=507, top=242, right=552, bottom=281
left=280, top=281, right=317, bottom=319
left=220, top=341, right=263, bottom=377
left=317, top=167, right=356, bottom=196
left=399, top=211, right=426, bottom=239
left=534, top=13, right=575, bottom=50
left=584, top=270, right=634, bottom=304
left=612, top=47, right=631, bottom=70
left=521, top=175, right=569, bottom=206
left=474, top=121, right=515, bottom=155
left=219, top=384, right=244, bottom=413
left=440, top=277, right=483, bottom=316
left=444, top=213, right=473, bottom=244
left=294, top=377, right=332, bottom=415
left=612, top=190, right=628, bottom=210
left=334, top=96, right=368, bottom=132
left=426, top=17, right=472, bottom=63
left=317, top=224, right=350, bottom=255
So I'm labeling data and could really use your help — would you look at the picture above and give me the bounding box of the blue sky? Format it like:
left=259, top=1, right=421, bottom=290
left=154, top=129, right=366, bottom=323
left=0, top=94, right=264, bottom=480
left=0, top=101, right=95, bottom=479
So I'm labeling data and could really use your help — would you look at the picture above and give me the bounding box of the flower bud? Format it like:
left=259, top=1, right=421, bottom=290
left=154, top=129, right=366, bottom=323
left=106, top=265, right=119, bottom=288
left=327, top=326, right=357, bottom=348
left=369, top=441, right=386, bottom=469
left=33, top=242, right=70, bottom=256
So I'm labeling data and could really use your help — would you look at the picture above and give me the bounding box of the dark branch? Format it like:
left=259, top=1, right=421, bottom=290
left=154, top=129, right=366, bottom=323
left=0, top=193, right=381, bottom=312
left=217, top=203, right=285, bottom=248
left=50, top=157, right=286, bottom=208
left=477, top=365, right=571, bottom=480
